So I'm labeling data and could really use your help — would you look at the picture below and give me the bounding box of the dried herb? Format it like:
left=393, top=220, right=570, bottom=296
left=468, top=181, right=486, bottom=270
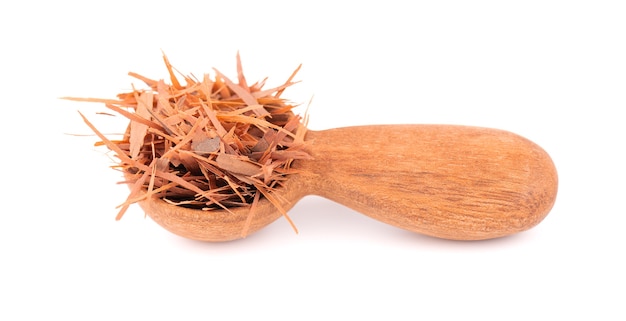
left=64, top=53, right=310, bottom=232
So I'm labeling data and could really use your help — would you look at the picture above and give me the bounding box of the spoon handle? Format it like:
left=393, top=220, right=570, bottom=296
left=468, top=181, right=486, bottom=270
left=301, top=125, right=558, bottom=240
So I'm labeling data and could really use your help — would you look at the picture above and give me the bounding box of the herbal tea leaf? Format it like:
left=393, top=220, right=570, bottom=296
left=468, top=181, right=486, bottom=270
left=67, top=53, right=310, bottom=229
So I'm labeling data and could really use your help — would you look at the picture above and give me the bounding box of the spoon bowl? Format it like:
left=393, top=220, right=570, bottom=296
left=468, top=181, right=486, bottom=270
left=131, top=125, right=558, bottom=241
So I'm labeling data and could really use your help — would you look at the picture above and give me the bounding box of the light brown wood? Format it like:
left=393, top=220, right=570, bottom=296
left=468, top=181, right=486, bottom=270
left=132, top=125, right=558, bottom=241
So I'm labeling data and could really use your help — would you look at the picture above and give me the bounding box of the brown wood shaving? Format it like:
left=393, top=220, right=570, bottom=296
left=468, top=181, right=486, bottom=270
left=64, top=53, right=311, bottom=231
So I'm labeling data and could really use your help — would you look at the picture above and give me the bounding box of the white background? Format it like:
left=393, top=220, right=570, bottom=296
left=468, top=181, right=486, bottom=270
left=1, top=1, right=624, bottom=320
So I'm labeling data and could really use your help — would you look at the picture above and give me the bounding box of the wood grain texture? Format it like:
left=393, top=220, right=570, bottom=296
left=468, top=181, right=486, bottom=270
left=132, top=125, right=558, bottom=241
left=298, top=125, right=558, bottom=240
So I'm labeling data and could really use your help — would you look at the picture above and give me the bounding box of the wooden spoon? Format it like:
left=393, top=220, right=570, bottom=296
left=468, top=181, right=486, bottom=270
left=130, top=125, right=558, bottom=241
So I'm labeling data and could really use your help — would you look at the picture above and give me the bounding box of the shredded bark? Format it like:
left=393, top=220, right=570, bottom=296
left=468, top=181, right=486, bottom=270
left=64, top=53, right=310, bottom=232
